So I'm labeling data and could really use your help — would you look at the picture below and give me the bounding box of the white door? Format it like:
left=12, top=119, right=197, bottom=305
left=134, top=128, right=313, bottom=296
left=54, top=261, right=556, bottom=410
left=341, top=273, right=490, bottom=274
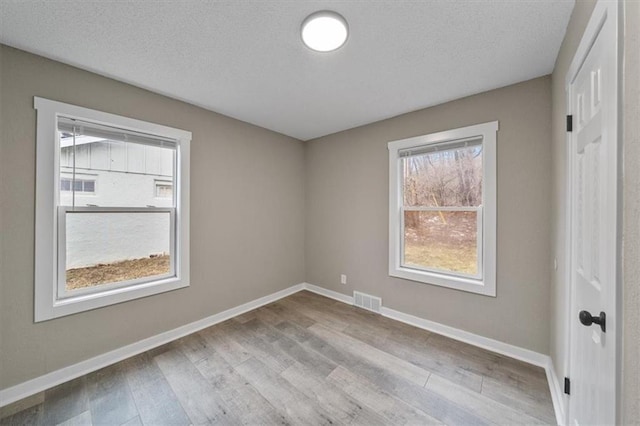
left=567, top=1, right=619, bottom=425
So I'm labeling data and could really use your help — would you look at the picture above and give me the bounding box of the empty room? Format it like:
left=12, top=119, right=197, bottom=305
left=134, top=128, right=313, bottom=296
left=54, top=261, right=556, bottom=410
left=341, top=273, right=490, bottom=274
left=0, top=0, right=638, bottom=425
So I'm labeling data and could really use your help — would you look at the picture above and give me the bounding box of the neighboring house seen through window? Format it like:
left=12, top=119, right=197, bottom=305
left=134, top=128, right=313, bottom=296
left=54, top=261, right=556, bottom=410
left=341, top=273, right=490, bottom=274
left=60, top=177, right=95, bottom=193
left=34, top=98, right=191, bottom=321
left=388, top=121, right=498, bottom=296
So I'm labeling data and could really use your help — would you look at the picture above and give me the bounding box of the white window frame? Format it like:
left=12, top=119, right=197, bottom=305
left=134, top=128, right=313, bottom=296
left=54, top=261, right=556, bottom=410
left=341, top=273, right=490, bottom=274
left=388, top=121, right=498, bottom=296
left=34, top=97, right=191, bottom=321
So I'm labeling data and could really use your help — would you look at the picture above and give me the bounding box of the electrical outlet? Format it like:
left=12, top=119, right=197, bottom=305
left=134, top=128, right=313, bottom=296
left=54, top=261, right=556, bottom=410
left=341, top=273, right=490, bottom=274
left=340, top=274, right=347, bottom=285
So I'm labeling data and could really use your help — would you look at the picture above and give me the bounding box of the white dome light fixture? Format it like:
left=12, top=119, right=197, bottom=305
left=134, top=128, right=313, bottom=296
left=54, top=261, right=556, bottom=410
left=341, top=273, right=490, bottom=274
left=301, top=11, right=348, bottom=52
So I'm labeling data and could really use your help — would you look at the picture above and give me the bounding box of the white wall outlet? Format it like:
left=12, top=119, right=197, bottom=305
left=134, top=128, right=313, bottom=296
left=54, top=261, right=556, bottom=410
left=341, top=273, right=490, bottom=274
left=340, top=274, right=347, bottom=285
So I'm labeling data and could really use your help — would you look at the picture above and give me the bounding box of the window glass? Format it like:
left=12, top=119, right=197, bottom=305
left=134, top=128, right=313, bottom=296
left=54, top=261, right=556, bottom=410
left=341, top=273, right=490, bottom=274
left=58, top=119, right=175, bottom=207
left=57, top=117, right=177, bottom=296
left=400, top=141, right=483, bottom=277
left=64, top=211, right=171, bottom=292
left=402, top=142, right=482, bottom=208
left=403, top=210, right=479, bottom=276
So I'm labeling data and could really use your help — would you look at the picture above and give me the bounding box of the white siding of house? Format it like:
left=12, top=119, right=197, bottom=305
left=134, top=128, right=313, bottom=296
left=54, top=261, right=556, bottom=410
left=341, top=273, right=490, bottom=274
left=65, top=212, right=170, bottom=268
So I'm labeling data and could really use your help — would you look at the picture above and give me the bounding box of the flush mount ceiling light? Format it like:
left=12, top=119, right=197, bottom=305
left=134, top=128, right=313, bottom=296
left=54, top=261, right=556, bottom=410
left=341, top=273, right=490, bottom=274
left=301, top=11, right=348, bottom=52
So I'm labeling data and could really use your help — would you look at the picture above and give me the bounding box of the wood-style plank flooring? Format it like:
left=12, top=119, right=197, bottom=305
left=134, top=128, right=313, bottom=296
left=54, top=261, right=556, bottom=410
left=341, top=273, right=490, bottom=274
left=1, top=291, right=555, bottom=425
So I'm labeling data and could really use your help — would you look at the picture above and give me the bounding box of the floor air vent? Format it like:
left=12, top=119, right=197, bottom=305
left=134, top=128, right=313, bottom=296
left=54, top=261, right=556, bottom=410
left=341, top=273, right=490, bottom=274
left=353, top=291, right=382, bottom=313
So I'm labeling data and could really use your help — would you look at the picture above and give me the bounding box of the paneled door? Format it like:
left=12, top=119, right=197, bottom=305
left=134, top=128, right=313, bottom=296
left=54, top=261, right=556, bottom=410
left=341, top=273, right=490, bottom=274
left=567, top=1, right=619, bottom=425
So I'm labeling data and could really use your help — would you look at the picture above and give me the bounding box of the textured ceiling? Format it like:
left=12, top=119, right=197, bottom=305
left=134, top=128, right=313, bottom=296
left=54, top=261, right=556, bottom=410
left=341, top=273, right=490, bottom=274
left=0, top=1, right=574, bottom=140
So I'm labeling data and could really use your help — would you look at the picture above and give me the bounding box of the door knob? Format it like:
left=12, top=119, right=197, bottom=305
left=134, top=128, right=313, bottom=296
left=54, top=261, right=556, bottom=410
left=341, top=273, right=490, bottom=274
left=579, top=310, right=606, bottom=333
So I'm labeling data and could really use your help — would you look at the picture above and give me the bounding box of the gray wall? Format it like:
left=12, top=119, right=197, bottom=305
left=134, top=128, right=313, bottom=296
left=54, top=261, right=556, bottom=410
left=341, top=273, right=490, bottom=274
left=0, top=45, right=306, bottom=389
left=305, top=76, right=552, bottom=354
left=622, top=0, right=640, bottom=422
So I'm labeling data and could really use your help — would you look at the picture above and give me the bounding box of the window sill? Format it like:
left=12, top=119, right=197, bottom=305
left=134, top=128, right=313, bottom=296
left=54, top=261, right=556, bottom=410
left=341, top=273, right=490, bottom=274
left=389, top=266, right=496, bottom=297
left=36, top=277, right=189, bottom=322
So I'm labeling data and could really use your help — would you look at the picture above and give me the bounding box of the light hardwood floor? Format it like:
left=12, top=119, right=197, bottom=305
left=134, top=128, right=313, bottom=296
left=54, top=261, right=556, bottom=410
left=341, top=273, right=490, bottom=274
left=1, top=291, right=555, bottom=425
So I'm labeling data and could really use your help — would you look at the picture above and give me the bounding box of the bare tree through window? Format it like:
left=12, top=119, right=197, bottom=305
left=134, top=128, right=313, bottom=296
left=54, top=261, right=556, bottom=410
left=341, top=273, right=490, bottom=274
left=402, top=142, right=483, bottom=275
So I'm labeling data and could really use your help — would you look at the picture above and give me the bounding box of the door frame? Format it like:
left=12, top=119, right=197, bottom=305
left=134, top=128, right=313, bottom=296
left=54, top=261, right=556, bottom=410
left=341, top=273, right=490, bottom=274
left=563, top=0, right=622, bottom=424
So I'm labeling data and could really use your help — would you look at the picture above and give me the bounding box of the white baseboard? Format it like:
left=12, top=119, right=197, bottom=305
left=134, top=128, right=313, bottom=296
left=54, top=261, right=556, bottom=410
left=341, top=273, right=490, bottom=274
left=303, top=282, right=354, bottom=304
left=1, top=281, right=564, bottom=426
left=0, top=283, right=305, bottom=408
left=380, top=306, right=549, bottom=367
left=302, top=283, right=548, bottom=367
left=545, top=358, right=566, bottom=426
left=302, top=283, right=563, bottom=425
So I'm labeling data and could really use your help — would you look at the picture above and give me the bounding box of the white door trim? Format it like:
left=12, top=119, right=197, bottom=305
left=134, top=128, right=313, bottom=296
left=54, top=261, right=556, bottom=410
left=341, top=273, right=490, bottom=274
left=564, top=0, right=621, bottom=424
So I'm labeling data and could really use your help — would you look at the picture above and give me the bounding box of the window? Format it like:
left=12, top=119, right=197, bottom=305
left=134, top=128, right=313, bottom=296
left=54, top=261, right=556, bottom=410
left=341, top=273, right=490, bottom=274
left=60, top=178, right=95, bottom=193
left=388, top=121, right=497, bottom=296
left=34, top=97, right=191, bottom=321
left=155, top=181, right=173, bottom=199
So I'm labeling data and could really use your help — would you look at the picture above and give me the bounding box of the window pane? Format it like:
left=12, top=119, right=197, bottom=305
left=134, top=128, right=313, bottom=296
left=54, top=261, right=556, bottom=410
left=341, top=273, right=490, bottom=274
left=402, top=144, right=483, bottom=207
left=403, top=210, right=478, bottom=276
left=155, top=183, right=173, bottom=199
left=83, top=180, right=95, bottom=193
left=65, top=211, right=172, bottom=291
left=58, top=123, right=175, bottom=207
left=61, top=179, right=71, bottom=191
